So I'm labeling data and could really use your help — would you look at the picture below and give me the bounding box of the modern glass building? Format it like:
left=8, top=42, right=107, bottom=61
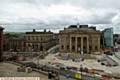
left=103, top=28, right=113, bottom=48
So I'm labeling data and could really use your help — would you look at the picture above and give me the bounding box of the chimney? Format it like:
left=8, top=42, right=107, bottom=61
left=68, top=25, right=77, bottom=28
left=90, top=27, right=96, bottom=30
left=44, top=29, right=46, bottom=32
left=33, top=29, right=36, bottom=32
left=77, top=23, right=79, bottom=28
left=79, top=25, right=88, bottom=28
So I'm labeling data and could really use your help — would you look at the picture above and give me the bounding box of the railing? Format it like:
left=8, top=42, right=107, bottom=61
left=5, top=61, right=101, bottom=80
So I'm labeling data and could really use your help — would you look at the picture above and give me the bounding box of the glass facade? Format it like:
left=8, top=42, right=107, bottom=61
left=103, top=28, right=113, bottom=48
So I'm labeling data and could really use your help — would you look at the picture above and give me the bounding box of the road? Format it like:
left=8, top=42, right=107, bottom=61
left=108, top=54, right=120, bottom=65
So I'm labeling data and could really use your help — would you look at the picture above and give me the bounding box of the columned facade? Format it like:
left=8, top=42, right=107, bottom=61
left=59, top=25, right=101, bottom=54
left=70, top=35, right=89, bottom=53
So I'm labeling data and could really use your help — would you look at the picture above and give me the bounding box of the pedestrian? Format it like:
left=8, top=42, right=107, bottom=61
left=48, top=71, right=52, bottom=80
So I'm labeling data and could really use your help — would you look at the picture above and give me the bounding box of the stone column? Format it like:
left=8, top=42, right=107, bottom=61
left=87, top=36, right=89, bottom=53
left=98, top=37, right=100, bottom=51
left=81, top=37, right=83, bottom=53
left=75, top=37, right=78, bottom=52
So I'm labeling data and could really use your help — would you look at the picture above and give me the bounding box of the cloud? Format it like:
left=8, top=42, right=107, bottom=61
left=0, top=0, right=120, bottom=33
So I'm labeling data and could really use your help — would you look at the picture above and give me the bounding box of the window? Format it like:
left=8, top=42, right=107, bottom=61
left=41, top=38, right=43, bottom=41
left=67, top=45, right=69, bottom=50
left=40, top=46, right=43, bottom=51
left=95, top=46, right=98, bottom=51
left=36, top=37, right=38, bottom=41
left=72, top=46, right=75, bottom=51
left=61, top=45, right=64, bottom=50
left=28, top=44, right=31, bottom=47
left=89, top=46, right=92, bottom=50
left=27, top=36, right=30, bottom=40
left=33, top=36, right=35, bottom=41
left=71, top=37, right=75, bottom=44
left=32, top=44, right=34, bottom=48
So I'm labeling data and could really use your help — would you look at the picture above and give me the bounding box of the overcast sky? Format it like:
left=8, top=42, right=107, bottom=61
left=0, top=0, right=120, bottom=33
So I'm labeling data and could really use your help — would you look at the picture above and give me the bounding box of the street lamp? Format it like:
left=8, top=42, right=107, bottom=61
left=80, top=64, right=83, bottom=80
left=37, top=56, right=40, bottom=67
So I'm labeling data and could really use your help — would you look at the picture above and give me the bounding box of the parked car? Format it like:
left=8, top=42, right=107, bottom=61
left=59, top=65, right=68, bottom=70
left=97, top=58, right=106, bottom=62
left=36, top=64, right=45, bottom=69
left=41, top=64, right=53, bottom=72
left=104, top=51, right=113, bottom=56
left=67, top=66, right=78, bottom=71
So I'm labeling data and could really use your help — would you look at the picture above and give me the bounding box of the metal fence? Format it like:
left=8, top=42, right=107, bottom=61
left=59, top=69, right=101, bottom=80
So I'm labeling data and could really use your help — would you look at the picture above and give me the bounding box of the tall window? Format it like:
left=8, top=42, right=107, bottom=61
left=40, top=46, right=43, bottom=51
left=36, top=37, right=38, bottom=41
left=41, top=38, right=43, bottom=41
left=89, top=46, right=92, bottom=50
left=61, top=45, right=64, bottom=50
left=27, top=36, right=30, bottom=40
left=95, top=46, right=98, bottom=51
left=72, top=46, right=75, bottom=51
left=71, top=37, right=75, bottom=44
left=67, top=45, right=69, bottom=50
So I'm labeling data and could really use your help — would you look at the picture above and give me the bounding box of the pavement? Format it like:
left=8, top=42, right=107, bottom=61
left=108, top=55, right=120, bottom=65
left=0, top=62, right=48, bottom=79
left=32, top=52, right=120, bottom=75
left=115, top=52, right=120, bottom=59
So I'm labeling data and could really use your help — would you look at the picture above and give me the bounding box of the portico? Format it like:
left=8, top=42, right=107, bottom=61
left=59, top=25, right=101, bottom=54
left=70, top=35, right=89, bottom=53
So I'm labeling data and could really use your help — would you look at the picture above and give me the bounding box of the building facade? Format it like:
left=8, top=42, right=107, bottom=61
left=102, top=28, right=113, bottom=48
left=0, top=26, right=4, bottom=61
left=25, top=29, right=56, bottom=52
left=59, top=25, right=101, bottom=54
left=9, top=38, right=25, bottom=51
left=3, top=33, right=25, bottom=52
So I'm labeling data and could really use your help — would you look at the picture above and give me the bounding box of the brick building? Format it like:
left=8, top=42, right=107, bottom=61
left=3, top=33, right=26, bottom=52
left=0, top=26, right=4, bottom=61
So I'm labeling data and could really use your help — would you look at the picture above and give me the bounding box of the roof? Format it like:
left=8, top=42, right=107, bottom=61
left=0, top=26, right=4, bottom=30
left=60, top=27, right=101, bottom=34
left=26, top=31, right=53, bottom=34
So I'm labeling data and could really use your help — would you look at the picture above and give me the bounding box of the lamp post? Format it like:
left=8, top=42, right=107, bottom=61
left=37, top=56, right=40, bottom=67
left=80, top=64, right=83, bottom=80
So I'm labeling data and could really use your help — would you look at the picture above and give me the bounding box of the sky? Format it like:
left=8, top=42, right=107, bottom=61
left=0, top=0, right=120, bottom=33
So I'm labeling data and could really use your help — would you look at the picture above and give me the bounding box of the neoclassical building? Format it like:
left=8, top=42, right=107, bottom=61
left=59, top=25, right=101, bottom=54
left=3, top=33, right=26, bottom=52
left=25, top=29, right=56, bottom=52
